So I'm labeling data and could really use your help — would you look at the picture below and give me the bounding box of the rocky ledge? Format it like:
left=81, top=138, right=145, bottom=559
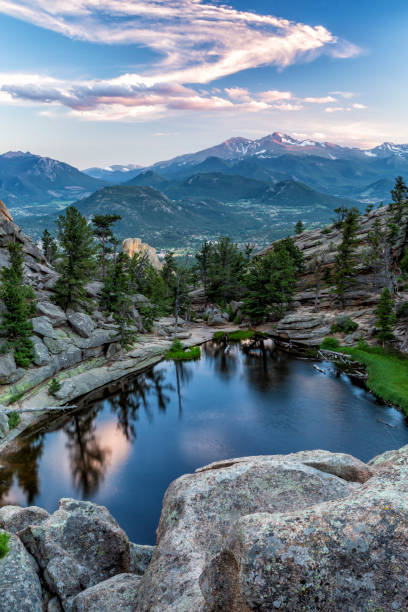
left=1, top=445, right=407, bottom=611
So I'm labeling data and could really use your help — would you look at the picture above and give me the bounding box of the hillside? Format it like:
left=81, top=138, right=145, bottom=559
left=70, top=186, right=263, bottom=248
left=262, top=179, right=356, bottom=208
left=126, top=171, right=356, bottom=207
left=259, top=205, right=408, bottom=347
left=0, top=151, right=105, bottom=215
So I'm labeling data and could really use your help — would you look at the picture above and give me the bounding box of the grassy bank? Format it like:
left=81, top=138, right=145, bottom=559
left=339, top=345, right=408, bottom=415
left=165, top=339, right=201, bottom=361
left=213, top=330, right=268, bottom=342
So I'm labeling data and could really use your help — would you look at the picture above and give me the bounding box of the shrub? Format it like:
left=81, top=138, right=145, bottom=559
left=48, top=378, right=61, bottom=397
left=0, top=532, right=10, bottom=559
left=7, top=411, right=20, bottom=429
left=321, top=337, right=340, bottom=350
left=330, top=316, right=359, bottom=334
left=165, top=339, right=201, bottom=361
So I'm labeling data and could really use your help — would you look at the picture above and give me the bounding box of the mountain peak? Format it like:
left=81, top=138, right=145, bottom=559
left=2, top=150, right=31, bottom=158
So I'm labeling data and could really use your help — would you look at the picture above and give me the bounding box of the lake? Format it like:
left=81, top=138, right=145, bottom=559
left=1, top=338, right=407, bottom=544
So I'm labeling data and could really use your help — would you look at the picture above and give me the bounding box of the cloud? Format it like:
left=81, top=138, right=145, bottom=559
left=0, top=1, right=361, bottom=121
left=324, top=106, right=350, bottom=113
left=0, top=1, right=360, bottom=86
left=324, top=103, right=367, bottom=113
left=304, top=96, right=336, bottom=103
left=258, top=90, right=292, bottom=102
left=330, top=91, right=355, bottom=99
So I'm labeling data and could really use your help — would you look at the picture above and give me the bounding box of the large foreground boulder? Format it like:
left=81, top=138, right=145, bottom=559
left=19, top=499, right=130, bottom=604
left=136, top=451, right=365, bottom=611
left=135, top=447, right=407, bottom=612
left=0, top=533, right=43, bottom=612
left=201, top=447, right=408, bottom=611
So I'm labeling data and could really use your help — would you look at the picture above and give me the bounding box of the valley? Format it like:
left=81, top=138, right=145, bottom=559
left=3, top=132, right=408, bottom=252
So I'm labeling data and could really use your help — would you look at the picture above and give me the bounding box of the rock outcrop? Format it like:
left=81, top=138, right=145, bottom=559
left=0, top=446, right=407, bottom=610
left=259, top=206, right=407, bottom=346
left=122, top=237, right=162, bottom=269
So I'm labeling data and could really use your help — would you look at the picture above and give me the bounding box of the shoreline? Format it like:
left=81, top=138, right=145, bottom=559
left=0, top=323, right=236, bottom=456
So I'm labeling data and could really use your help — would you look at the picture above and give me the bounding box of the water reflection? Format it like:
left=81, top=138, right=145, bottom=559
left=64, top=408, right=110, bottom=497
left=0, top=436, right=44, bottom=505
left=0, top=340, right=408, bottom=545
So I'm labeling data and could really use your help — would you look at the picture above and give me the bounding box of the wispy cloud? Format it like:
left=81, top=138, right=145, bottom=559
left=304, top=96, right=336, bottom=103
left=0, top=1, right=361, bottom=120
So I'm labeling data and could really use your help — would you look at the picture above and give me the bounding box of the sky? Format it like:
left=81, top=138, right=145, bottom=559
left=0, top=0, right=407, bottom=168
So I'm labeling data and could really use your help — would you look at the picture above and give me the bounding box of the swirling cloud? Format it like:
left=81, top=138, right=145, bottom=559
left=0, top=1, right=361, bottom=120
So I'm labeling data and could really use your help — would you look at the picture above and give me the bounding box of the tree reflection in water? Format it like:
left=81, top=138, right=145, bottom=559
left=203, top=340, right=238, bottom=380
left=0, top=435, right=44, bottom=506
left=107, top=369, right=174, bottom=441
left=241, top=338, right=290, bottom=391
left=64, top=405, right=111, bottom=498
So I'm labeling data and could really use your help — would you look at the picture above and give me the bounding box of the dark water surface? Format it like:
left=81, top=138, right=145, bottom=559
left=1, top=339, right=408, bottom=544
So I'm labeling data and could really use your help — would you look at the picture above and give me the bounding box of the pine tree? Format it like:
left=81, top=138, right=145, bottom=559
left=206, top=237, right=245, bottom=304
left=0, top=242, right=36, bottom=367
left=389, top=176, right=408, bottom=226
left=41, top=229, right=58, bottom=265
left=102, top=253, right=137, bottom=354
left=332, top=208, right=360, bottom=307
left=161, top=252, right=177, bottom=298
left=242, top=239, right=302, bottom=323
left=295, top=220, right=304, bottom=235
left=375, top=288, right=396, bottom=347
left=332, top=206, right=349, bottom=228
left=53, top=206, right=97, bottom=311
left=195, top=241, right=212, bottom=299
left=92, top=214, right=121, bottom=280
left=365, top=216, right=394, bottom=292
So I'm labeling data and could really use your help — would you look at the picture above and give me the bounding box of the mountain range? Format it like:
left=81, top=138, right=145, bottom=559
left=4, top=131, right=408, bottom=250
left=0, top=151, right=104, bottom=209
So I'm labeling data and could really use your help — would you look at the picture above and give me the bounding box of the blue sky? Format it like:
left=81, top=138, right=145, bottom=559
left=0, top=0, right=406, bottom=167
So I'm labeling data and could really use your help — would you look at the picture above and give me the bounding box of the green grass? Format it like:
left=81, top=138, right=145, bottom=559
left=165, top=339, right=201, bottom=361
left=0, top=532, right=10, bottom=558
left=7, top=411, right=20, bottom=430
left=321, top=337, right=340, bottom=350
left=339, top=345, right=408, bottom=415
left=7, top=391, right=24, bottom=405
left=213, top=329, right=268, bottom=342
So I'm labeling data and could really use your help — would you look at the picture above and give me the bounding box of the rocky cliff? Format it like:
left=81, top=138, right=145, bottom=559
left=1, top=445, right=407, bottom=611
left=259, top=206, right=407, bottom=347
left=122, top=237, right=162, bottom=269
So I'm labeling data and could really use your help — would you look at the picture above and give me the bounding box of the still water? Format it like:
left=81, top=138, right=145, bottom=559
left=1, top=339, right=408, bottom=544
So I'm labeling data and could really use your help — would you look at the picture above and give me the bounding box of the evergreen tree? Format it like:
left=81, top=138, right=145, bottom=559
left=172, top=264, right=193, bottom=325
left=41, top=229, right=58, bottom=265
left=295, top=220, right=304, bottom=235
left=389, top=176, right=408, bottom=226
left=206, top=237, right=245, bottom=304
left=102, top=253, right=137, bottom=354
left=195, top=241, right=212, bottom=299
left=161, top=252, right=177, bottom=298
left=365, top=216, right=394, bottom=292
left=242, top=240, right=302, bottom=323
left=0, top=242, right=36, bottom=367
left=332, top=206, right=349, bottom=228
left=375, top=288, right=396, bottom=347
left=92, top=214, right=121, bottom=280
left=244, top=242, right=255, bottom=262
left=332, top=208, right=360, bottom=307
left=53, top=206, right=97, bottom=311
